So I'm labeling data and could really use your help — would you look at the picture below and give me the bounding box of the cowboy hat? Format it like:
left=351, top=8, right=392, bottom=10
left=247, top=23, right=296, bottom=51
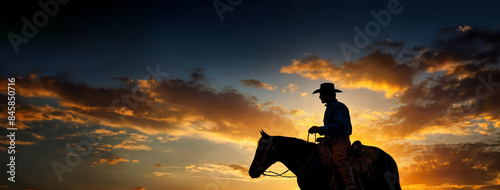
left=312, top=82, right=342, bottom=94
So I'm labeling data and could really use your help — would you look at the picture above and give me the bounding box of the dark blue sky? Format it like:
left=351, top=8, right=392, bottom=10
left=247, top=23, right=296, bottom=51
left=2, top=0, right=499, bottom=88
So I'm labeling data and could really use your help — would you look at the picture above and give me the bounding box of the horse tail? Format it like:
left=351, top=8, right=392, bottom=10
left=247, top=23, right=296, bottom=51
left=365, top=146, right=402, bottom=190
left=379, top=147, right=402, bottom=190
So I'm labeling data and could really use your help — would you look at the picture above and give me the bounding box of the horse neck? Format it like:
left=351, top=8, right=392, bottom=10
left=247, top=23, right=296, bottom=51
left=273, top=136, right=315, bottom=175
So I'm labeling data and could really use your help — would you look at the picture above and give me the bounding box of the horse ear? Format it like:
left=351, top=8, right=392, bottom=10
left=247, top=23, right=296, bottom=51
left=260, top=130, right=269, bottom=138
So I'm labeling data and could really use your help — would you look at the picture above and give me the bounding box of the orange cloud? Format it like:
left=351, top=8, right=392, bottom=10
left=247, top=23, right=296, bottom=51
left=281, top=52, right=415, bottom=98
left=240, top=79, right=277, bottom=90
left=1, top=71, right=300, bottom=147
left=31, top=133, right=46, bottom=140
left=113, top=143, right=152, bottom=151
left=94, top=153, right=130, bottom=165
left=152, top=172, right=175, bottom=177
left=0, top=104, right=90, bottom=130
left=185, top=165, right=201, bottom=173
left=184, top=163, right=249, bottom=179
left=98, top=157, right=129, bottom=165
left=156, top=135, right=178, bottom=143
left=0, top=140, right=35, bottom=145
left=94, top=144, right=113, bottom=153
left=93, top=128, right=126, bottom=136
left=457, top=25, right=471, bottom=32
left=113, top=133, right=152, bottom=151
left=281, top=83, right=299, bottom=93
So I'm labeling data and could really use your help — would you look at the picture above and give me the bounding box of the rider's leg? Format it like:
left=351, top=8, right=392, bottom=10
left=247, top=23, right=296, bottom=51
left=332, top=136, right=357, bottom=190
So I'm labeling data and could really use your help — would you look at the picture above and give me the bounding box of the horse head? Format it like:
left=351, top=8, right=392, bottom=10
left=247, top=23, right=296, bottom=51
left=249, top=130, right=279, bottom=178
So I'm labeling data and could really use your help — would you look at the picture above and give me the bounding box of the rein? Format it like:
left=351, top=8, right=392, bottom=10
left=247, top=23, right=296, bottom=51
left=263, top=170, right=295, bottom=178
left=307, top=132, right=316, bottom=143
left=254, top=133, right=317, bottom=178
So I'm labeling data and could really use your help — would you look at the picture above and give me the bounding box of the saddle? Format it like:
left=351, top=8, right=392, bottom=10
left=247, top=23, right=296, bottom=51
left=316, top=137, right=379, bottom=176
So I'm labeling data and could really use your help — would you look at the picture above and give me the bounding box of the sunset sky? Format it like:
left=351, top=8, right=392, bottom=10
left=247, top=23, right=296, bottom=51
left=1, top=1, right=500, bottom=190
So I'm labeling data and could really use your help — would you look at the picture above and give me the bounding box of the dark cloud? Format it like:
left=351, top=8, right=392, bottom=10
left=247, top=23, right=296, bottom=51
left=190, top=68, right=206, bottom=82
left=411, top=45, right=426, bottom=52
left=416, top=51, right=461, bottom=72
left=432, top=28, right=500, bottom=65
left=111, top=77, right=135, bottom=86
left=0, top=71, right=299, bottom=145
left=388, top=69, right=500, bottom=137
left=0, top=73, right=154, bottom=115
left=398, top=142, right=500, bottom=186
left=381, top=28, right=500, bottom=138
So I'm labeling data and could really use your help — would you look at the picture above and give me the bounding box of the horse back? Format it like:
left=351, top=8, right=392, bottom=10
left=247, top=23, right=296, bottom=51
left=317, top=139, right=402, bottom=190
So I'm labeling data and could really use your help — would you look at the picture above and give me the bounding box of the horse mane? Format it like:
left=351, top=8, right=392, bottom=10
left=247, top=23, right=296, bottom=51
left=272, top=136, right=315, bottom=151
left=273, top=135, right=308, bottom=143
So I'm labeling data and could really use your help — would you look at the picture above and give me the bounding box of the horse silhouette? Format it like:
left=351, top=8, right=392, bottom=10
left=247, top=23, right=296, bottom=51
left=249, top=130, right=401, bottom=190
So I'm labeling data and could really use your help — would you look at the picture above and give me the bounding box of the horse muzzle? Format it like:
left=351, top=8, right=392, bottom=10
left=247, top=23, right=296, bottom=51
left=248, top=167, right=262, bottom=178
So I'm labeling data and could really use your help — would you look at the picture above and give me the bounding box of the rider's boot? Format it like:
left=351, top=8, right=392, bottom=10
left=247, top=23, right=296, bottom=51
left=338, top=163, right=357, bottom=190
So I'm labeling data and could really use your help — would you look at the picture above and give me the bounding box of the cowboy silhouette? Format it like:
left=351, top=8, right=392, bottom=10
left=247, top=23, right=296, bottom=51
left=308, top=82, right=357, bottom=190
